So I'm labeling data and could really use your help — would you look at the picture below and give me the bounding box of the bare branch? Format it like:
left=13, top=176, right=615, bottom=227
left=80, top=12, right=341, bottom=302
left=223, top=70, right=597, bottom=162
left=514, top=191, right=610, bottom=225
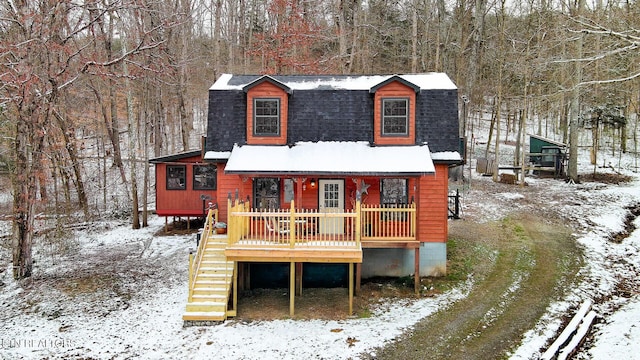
left=577, top=71, right=640, bottom=87
left=569, top=16, right=640, bottom=43
left=550, top=42, right=639, bottom=63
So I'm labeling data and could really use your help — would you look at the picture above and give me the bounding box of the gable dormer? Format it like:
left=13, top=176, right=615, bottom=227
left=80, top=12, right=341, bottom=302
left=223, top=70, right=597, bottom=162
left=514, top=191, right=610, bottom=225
left=370, top=75, right=420, bottom=146
left=243, top=76, right=292, bottom=145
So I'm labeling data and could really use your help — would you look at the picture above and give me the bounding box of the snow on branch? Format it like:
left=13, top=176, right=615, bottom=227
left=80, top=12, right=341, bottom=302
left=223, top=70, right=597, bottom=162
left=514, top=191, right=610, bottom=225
left=577, top=71, right=640, bottom=86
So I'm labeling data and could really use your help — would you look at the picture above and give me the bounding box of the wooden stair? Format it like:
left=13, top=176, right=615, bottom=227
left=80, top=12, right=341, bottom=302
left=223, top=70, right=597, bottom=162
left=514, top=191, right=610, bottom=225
left=182, top=235, right=235, bottom=322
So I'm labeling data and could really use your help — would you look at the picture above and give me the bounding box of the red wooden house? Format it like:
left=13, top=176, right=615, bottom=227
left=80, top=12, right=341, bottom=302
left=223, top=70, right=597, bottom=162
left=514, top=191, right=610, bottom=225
left=149, top=150, right=221, bottom=229
left=151, top=74, right=462, bottom=321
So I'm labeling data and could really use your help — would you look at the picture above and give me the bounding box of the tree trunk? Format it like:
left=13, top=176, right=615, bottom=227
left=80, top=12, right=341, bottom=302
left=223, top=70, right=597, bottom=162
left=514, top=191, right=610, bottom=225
left=567, top=0, right=584, bottom=183
left=591, top=115, right=599, bottom=165
left=411, top=0, right=418, bottom=73
left=152, top=84, right=164, bottom=156
left=492, top=0, right=506, bottom=182
left=108, top=82, right=129, bottom=187
left=485, top=98, right=497, bottom=159
left=12, top=119, right=35, bottom=279
left=12, top=100, right=47, bottom=279
left=53, top=110, right=90, bottom=220
left=123, top=35, right=140, bottom=230
left=337, top=0, right=349, bottom=73
left=143, top=113, right=150, bottom=228
left=178, top=0, right=192, bottom=151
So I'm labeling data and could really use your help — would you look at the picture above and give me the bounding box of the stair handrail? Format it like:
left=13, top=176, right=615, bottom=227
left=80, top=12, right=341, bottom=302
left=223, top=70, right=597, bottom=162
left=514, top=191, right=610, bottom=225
left=188, top=208, right=217, bottom=302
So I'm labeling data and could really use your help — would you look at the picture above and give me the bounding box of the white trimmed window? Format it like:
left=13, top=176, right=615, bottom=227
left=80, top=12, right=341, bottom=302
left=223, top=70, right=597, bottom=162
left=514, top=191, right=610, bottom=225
left=382, top=98, right=409, bottom=136
left=254, top=98, right=280, bottom=136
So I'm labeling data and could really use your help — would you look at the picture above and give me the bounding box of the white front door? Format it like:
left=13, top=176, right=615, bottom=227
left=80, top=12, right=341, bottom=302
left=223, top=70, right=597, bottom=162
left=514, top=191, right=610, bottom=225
left=318, top=179, right=345, bottom=234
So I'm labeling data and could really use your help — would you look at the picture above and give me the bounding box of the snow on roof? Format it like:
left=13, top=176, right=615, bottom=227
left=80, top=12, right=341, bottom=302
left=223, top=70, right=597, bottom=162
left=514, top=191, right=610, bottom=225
left=203, top=151, right=231, bottom=161
left=224, top=141, right=436, bottom=175
left=210, top=73, right=457, bottom=91
left=431, top=151, right=462, bottom=162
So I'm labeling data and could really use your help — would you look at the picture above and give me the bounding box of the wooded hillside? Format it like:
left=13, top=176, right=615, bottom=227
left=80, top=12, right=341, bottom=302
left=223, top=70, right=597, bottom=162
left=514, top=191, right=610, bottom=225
left=1, top=0, right=638, bottom=278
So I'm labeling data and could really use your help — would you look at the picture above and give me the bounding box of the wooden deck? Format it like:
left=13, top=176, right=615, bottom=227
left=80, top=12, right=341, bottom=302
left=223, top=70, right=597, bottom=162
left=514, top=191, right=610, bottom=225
left=225, top=241, right=363, bottom=263
left=183, top=200, right=421, bottom=323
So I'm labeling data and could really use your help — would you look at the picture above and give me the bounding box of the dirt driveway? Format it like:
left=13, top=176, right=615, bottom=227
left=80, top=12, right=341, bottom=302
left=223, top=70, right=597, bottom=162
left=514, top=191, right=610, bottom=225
left=366, top=213, right=582, bottom=359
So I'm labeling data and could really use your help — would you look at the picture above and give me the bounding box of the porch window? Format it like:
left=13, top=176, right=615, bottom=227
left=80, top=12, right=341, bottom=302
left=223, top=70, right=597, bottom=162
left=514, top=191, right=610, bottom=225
left=254, top=98, right=280, bottom=136
left=382, top=98, right=409, bottom=136
left=167, top=165, right=186, bottom=190
left=193, top=164, right=217, bottom=190
left=381, top=178, right=408, bottom=205
left=381, top=178, right=408, bottom=220
left=254, top=178, right=280, bottom=210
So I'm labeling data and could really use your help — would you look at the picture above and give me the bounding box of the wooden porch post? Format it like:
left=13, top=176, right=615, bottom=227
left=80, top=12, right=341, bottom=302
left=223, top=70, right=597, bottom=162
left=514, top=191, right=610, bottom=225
left=233, top=261, right=238, bottom=312
left=290, top=201, right=296, bottom=248
left=238, top=262, right=245, bottom=291
left=295, top=263, right=303, bottom=296
left=295, top=178, right=303, bottom=208
left=290, top=261, right=295, bottom=317
left=349, top=262, right=354, bottom=315
left=414, top=246, right=420, bottom=294
left=355, top=263, right=361, bottom=295
left=355, top=199, right=362, bottom=295
left=246, top=263, right=251, bottom=290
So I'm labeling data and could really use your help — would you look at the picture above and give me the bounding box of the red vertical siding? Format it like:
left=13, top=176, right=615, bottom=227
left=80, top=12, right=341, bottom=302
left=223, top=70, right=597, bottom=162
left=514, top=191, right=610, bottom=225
left=154, top=155, right=217, bottom=217
left=416, top=164, right=449, bottom=243
left=215, top=163, right=248, bottom=222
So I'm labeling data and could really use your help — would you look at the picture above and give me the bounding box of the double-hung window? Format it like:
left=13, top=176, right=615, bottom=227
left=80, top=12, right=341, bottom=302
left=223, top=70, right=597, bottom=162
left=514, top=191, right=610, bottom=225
left=382, top=98, right=409, bottom=136
left=254, top=99, right=280, bottom=136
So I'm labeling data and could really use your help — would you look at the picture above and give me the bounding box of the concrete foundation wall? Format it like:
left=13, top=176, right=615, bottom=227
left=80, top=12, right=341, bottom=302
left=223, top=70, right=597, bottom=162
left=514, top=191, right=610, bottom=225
left=361, top=242, right=447, bottom=278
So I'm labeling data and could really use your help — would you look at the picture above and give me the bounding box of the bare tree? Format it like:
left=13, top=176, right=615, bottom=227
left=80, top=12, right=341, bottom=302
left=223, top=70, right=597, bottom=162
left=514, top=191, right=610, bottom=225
left=0, top=0, right=166, bottom=279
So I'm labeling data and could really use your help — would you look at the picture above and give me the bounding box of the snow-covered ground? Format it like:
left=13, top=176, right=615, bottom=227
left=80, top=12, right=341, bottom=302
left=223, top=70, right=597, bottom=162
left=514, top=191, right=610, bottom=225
left=1, top=147, right=640, bottom=359
left=508, top=175, right=640, bottom=359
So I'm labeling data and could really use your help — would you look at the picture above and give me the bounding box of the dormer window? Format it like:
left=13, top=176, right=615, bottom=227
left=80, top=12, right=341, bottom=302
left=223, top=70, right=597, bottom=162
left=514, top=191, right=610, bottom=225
left=254, top=98, right=280, bottom=136
left=382, top=98, right=409, bottom=136
left=244, top=76, right=290, bottom=145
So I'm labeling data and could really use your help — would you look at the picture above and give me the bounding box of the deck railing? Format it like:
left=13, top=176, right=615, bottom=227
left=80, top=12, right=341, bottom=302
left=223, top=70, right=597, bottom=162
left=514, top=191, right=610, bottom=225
left=226, top=199, right=417, bottom=247
left=361, top=203, right=416, bottom=241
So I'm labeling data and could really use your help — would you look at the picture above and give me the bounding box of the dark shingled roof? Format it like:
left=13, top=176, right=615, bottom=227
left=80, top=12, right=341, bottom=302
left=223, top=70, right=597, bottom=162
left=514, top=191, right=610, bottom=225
left=149, top=150, right=201, bottom=164
left=206, top=74, right=461, bottom=163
